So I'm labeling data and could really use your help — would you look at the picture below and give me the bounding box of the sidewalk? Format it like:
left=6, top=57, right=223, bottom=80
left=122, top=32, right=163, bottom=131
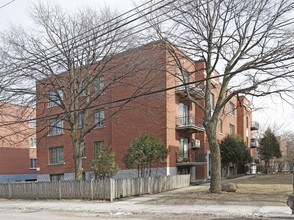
left=0, top=185, right=292, bottom=219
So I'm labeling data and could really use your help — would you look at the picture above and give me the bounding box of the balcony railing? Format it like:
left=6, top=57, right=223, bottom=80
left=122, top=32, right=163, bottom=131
left=251, top=121, right=260, bottom=130
left=176, top=151, right=207, bottom=165
left=176, top=115, right=205, bottom=132
left=176, top=84, right=205, bottom=99
left=251, top=138, right=259, bottom=148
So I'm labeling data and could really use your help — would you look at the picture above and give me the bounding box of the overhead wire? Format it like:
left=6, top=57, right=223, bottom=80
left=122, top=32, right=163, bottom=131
left=0, top=0, right=15, bottom=10
left=1, top=0, right=176, bottom=75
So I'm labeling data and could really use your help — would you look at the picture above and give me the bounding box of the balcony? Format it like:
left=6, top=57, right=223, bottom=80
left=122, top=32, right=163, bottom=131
left=175, top=115, right=205, bottom=132
left=251, top=138, right=259, bottom=148
left=176, top=84, right=205, bottom=99
left=176, top=151, right=207, bottom=166
left=251, top=121, right=260, bottom=130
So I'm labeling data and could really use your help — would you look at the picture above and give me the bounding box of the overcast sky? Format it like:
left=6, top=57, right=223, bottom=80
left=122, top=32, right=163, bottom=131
left=0, top=0, right=293, bottom=134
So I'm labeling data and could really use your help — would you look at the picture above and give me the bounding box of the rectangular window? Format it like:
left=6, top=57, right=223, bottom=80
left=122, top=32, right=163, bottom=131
left=49, top=89, right=63, bottom=107
left=94, top=109, right=105, bottom=128
left=179, top=137, right=189, bottom=158
left=50, top=174, right=64, bottom=181
left=49, top=146, right=64, bottom=164
left=29, top=137, right=37, bottom=148
left=81, top=141, right=86, bottom=158
left=94, top=141, right=105, bottom=159
left=94, top=75, right=104, bottom=96
left=219, top=119, right=223, bottom=134
left=28, top=117, right=36, bottom=128
left=178, top=103, right=189, bottom=126
left=49, top=119, right=64, bottom=136
left=229, top=102, right=235, bottom=116
left=210, top=93, right=215, bottom=114
left=229, top=124, right=235, bottom=135
left=79, top=81, right=86, bottom=97
left=30, top=158, right=37, bottom=169
left=78, top=112, right=84, bottom=128
left=246, top=116, right=249, bottom=129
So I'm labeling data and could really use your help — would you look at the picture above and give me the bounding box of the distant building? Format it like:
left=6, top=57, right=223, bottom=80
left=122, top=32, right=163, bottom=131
left=0, top=102, right=37, bottom=182
left=36, top=41, right=255, bottom=181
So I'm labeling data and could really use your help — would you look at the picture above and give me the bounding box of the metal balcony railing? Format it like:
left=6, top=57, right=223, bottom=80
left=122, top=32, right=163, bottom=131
left=175, top=115, right=205, bottom=132
left=251, top=121, right=260, bottom=130
left=176, top=151, right=207, bottom=164
left=176, top=84, right=205, bottom=99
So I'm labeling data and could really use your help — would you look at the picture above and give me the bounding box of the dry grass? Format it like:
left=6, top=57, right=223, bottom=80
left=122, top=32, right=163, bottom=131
left=143, top=173, right=293, bottom=206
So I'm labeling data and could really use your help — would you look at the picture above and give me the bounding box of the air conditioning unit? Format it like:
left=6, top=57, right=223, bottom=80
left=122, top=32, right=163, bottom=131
left=192, top=139, right=200, bottom=148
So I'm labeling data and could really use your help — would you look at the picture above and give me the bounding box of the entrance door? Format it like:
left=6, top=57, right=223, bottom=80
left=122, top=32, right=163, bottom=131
left=179, top=137, right=189, bottom=158
left=179, top=103, right=189, bottom=126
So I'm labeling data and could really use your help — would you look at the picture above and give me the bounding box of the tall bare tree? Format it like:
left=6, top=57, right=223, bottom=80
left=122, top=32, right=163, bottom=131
left=283, top=132, right=294, bottom=172
left=0, top=3, right=162, bottom=180
left=145, top=0, right=294, bottom=192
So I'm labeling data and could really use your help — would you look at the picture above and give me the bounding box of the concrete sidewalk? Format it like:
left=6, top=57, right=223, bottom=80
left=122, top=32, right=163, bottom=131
left=0, top=186, right=292, bottom=219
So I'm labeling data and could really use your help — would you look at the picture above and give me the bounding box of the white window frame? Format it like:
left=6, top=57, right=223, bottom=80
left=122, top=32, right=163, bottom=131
left=94, top=75, right=104, bottom=96
left=49, top=119, right=64, bottom=136
left=94, top=109, right=105, bottom=128
left=29, top=137, right=37, bottom=148
left=29, top=158, right=37, bottom=169
left=49, top=89, right=63, bottom=107
left=28, top=117, right=36, bottom=128
left=49, top=146, right=64, bottom=164
left=94, top=141, right=105, bottom=159
left=229, top=102, right=235, bottom=116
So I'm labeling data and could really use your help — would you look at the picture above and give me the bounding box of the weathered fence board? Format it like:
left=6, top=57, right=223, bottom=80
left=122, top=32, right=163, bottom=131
left=0, top=175, right=190, bottom=201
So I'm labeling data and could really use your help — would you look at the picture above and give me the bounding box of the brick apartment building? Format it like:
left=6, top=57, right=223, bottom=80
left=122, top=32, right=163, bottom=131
left=36, top=41, right=257, bottom=181
left=0, top=102, right=37, bottom=182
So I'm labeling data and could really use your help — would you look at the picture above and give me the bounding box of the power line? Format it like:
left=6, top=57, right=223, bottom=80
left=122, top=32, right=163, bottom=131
left=1, top=0, right=176, bottom=75
left=0, top=0, right=15, bottom=10
left=0, top=71, right=225, bottom=127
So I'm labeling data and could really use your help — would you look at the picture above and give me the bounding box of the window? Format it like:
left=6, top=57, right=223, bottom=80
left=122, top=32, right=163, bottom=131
left=219, top=119, right=223, bottom=134
left=49, top=89, right=63, bottom=107
left=79, top=81, right=86, bottom=97
left=246, top=116, right=249, bottom=129
left=50, top=174, right=64, bottom=181
left=49, top=146, right=64, bottom=164
left=78, top=112, right=84, bottom=128
left=94, top=75, right=104, bottom=96
left=229, top=124, right=235, bottom=135
left=29, top=137, right=37, bottom=148
left=229, top=102, right=235, bottom=116
left=179, top=137, right=189, bottom=158
left=178, top=70, right=189, bottom=89
left=30, top=158, right=37, bottom=169
left=49, top=119, right=64, bottom=136
left=94, top=109, right=105, bottom=128
left=210, top=93, right=215, bottom=113
left=28, top=117, right=36, bottom=128
left=178, top=103, right=189, bottom=126
left=81, top=141, right=86, bottom=158
left=94, top=141, right=105, bottom=159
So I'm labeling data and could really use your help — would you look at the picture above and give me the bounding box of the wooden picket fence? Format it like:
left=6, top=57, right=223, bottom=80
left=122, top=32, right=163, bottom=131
left=0, top=175, right=190, bottom=201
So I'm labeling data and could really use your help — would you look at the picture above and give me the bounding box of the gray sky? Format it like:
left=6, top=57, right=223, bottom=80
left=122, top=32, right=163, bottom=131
left=0, top=0, right=293, bottom=134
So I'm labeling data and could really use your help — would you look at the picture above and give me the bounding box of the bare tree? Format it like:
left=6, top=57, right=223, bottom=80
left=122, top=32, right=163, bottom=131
left=0, top=3, right=163, bottom=181
left=145, top=0, right=294, bottom=192
left=283, top=132, right=294, bottom=173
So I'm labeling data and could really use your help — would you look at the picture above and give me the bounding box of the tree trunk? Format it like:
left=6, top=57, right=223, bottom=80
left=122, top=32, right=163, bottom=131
left=73, top=141, right=83, bottom=181
left=205, top=122, right=222, bottom=193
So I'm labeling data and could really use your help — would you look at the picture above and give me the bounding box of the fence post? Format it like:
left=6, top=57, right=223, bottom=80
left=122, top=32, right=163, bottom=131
left=8, top=183, right=11, bottom=199
left=58, top=181, right=61, bottom=200
left=109, top=179, right=114, bottom=202
left=91, top=179, right=94, bottom=201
